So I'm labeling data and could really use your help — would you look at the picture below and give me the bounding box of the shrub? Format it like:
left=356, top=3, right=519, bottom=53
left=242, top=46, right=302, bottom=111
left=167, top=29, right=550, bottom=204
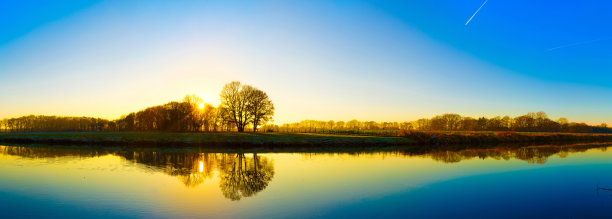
left=494, top=131, right=517, bottom=137
left=397, top=130, right=431, bottom=143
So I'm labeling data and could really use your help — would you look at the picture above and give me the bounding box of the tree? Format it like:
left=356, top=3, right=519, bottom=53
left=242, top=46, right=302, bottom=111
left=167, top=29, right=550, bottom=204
left=440, top=113, right=462, bottom=130
left=220, top=82, right=251, bottom=132
left=334, top=121, right=344, bottom=129
left=430, top=116, right=445, bottom=130
left=327, top=120, right=335, bottom=129
left=557, top=117, right=569, bottom=132
left=182, top=94, right=204, bottom=106
left=182, top=95, right=205, bottom=132
left=246, top=87, right=274, bottom=132
left=202, top=104, right=216, bottom=132
left=413, top=118, right=429, bottom=131
left=219, top=81, right=274, bottom=132
left=399, top=121, right=413, bottom=130
left=0, top=119, right=6, bottom=132
left=458, top=117, right=477, bottom=131
left=219, top=153, right=274, bottom=201
left=115, top=113, right=134, bottom=131
left=346, top=119, right=360, bottom=130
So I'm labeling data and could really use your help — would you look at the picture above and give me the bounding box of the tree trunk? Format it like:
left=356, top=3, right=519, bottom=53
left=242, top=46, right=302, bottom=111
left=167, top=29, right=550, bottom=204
left=253, top=119, right=259, bottom=132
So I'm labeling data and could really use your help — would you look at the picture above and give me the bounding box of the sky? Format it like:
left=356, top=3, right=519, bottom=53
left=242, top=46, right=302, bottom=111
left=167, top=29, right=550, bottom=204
left=1, top=0, right=612, bottom=125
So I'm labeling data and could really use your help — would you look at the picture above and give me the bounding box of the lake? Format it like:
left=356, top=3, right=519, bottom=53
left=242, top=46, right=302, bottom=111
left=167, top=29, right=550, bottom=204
left=1, top=143, right=612, bottom=218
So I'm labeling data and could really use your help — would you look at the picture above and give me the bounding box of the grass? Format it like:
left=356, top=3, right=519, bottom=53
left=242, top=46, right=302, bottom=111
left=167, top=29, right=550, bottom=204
left=0, top=131, right=416, bottom=147
left=397, top=130, right=612, bottom=145
left=1, top=131, right=612, bottom=148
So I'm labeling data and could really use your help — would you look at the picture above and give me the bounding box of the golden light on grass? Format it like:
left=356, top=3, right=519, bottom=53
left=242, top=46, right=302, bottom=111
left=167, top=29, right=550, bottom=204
left=199, top=161, right=204, bottom=172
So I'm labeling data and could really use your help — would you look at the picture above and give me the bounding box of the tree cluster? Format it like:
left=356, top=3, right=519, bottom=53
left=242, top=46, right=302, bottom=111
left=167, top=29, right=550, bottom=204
left=220, top=81, right=274, bottom=132
left=0, top=145, right=275, bottom=201
left=114, top=97, right=211, bottom=132
left=1, top=81, right=274, bottom=133
left=1, top=115, right=111, bottom=132
left=114, top=81, right=274, bottom=132
left=263, top=112, right=610, bottom=134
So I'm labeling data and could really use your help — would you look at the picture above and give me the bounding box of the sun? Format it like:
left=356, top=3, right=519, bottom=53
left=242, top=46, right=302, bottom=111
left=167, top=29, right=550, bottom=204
left=198, top=103, right=204, bottom=109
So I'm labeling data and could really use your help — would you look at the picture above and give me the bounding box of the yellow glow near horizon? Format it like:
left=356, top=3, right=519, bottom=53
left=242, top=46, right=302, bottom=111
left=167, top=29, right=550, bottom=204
left=198, top=104, right=204, bottom=110
left=199, top=161, right=204, bottom=173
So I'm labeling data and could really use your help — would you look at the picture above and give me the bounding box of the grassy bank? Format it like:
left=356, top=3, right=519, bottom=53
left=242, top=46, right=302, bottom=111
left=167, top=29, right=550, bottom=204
left=0, top=132, right=415, bottom=148
left=398, top=130, right=612, bottom=145
left=1, top=131, right=612, bottom=148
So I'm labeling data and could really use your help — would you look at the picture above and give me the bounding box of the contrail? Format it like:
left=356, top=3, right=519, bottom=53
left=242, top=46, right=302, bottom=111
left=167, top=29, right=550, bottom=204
left=548, top=38, right=610, bottom=51
left=465, top=0, right=489, bottom=26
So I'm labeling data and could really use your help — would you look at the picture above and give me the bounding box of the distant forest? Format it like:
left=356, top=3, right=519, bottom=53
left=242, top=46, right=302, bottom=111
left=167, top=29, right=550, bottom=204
left=268, top=112, right=611, bottom=134
left=1, top=82, right=610, bottom=134
left=1, top=81, right=274, bottom=133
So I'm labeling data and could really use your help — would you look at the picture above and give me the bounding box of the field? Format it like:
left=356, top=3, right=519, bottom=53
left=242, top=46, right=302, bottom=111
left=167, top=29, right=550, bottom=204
left=1, top=131, right=612, bottom=149
left=0, top=132, right=416, bottom=148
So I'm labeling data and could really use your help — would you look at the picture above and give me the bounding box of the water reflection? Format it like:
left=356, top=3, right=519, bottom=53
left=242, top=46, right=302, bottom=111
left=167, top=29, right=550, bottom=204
left=220, top=154, right=274, bottom=200
left=0, top=143, right=609, bottom=201
left=421, top=144, right=607, bottom=164
left=298, top=143, right=609, bottom=164
left=111, top=151, right=275, bottom=200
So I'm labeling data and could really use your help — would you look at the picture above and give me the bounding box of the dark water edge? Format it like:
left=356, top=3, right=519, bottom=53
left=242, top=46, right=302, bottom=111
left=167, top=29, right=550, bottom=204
left=2, top=131, right=612, bottom=149
left=1, top=140, right=611, bottom=155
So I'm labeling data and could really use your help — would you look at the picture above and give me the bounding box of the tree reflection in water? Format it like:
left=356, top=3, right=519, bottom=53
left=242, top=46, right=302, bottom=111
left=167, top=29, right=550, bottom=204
left=219, top=154, right=274, bottom=200
left=296, top=143, right=609, bottom=164
left=112, top=151, right=275, bottom=200
left=0, top=146, right=275, bottom=201
left=423, top=145, right=607, bottom=164
left=0, top=143, right=609, bottom=200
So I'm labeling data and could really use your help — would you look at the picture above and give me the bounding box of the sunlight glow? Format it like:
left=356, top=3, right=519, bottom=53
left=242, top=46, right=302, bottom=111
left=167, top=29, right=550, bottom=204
left=198, top=104, right=204, bottom=110
left=199, top=161, right=204, bottom=172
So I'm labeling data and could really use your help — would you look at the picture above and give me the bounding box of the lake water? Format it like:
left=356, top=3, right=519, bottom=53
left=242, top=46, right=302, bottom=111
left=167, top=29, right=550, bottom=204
left=1, top=143, right=612, bottom=218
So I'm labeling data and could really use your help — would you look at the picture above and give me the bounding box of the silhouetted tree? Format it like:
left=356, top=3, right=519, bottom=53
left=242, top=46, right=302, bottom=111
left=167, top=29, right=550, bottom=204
left=247, top=88, right=274, bottom=132
left=219, top=82, right=274, bottom=132
left=220, top=82, right=251, bottom=132
left=219, top=153, right=274, bottom=201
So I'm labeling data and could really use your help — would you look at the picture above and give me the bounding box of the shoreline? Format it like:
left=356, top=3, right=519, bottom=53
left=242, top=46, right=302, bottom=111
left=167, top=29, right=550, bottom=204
left=0, top=132, right=415, bottom=148
left=1, top=131, right=612, bottom=150
left=1, top=138, right=611, bottom=155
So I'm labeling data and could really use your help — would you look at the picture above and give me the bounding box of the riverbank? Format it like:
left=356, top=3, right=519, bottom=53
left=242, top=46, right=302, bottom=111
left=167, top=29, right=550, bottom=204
left=398, top=130, right=612, bottom=146
left=0, top=132, right=612, bottom=148
left=1, top=131, right=612, bottom=148
left=0, top=132, right=417, bottom=148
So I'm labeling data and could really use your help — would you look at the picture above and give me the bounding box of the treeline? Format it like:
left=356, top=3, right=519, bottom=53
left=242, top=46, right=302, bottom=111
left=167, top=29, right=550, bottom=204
left=0, top=115, right=112, bottom=132
left=1, top=81, right=610, bottom=134
left=264, top=112, right=611, bottom=134
left=115, top=96, right=220, bottom=132
left=1, top=81, right=274, bottom=133
left=0, top=97, right=217, bottom=132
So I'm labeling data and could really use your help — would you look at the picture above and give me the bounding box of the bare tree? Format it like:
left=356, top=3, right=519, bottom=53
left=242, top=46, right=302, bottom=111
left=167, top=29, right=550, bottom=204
left=220, top=82, right=252, bottom=132
left=0, top=119, right=5, bottom=132
left=202, top=104, right=215, bottom=132
left=182, top=94, right=205, bottom=131
left=441, top=113, right=462, bottom=130
left=247, top=88, right=274, bottom=132
left=219, top=81, right=274, bottom=132
left=182, top=94, right=204, bottom=106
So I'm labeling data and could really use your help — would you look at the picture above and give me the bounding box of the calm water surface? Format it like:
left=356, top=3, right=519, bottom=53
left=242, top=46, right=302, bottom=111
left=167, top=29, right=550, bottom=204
left=1, top=144, right=612, bottom=218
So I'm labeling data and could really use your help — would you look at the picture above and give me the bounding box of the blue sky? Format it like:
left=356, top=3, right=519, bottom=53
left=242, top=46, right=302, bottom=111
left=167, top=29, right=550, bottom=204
left=1, top=0, right=611, bottom=124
